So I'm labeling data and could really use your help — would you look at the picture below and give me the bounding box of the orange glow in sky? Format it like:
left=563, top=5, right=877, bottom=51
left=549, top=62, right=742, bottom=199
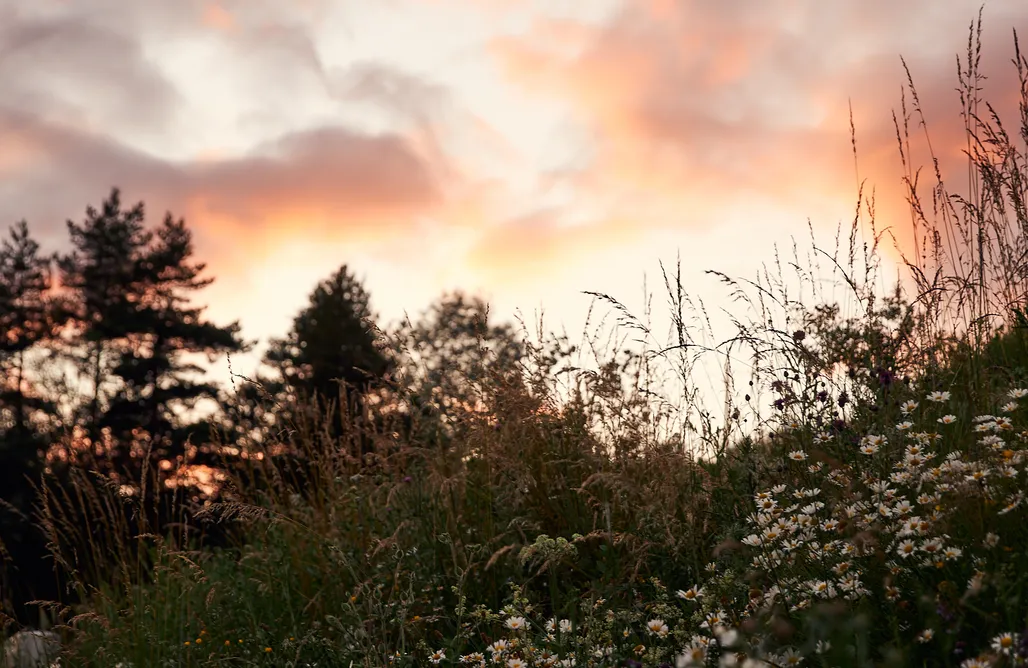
left=0, top=0, right=1025, bottom=390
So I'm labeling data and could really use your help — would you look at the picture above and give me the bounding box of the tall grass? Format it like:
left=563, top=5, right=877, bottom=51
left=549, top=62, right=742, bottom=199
left=11, top=15, right=1028, bottom=668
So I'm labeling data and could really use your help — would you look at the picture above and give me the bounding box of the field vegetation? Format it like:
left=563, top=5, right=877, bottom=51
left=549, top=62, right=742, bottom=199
left=5, top=15, right=1028, bottom=668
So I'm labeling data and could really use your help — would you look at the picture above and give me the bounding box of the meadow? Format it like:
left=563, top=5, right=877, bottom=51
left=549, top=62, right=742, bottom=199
left=14, top=21, right=1028, bottom=668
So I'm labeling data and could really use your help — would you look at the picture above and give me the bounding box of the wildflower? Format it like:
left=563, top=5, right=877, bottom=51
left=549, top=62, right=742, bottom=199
left=961, top=659, right=991, bottom=668
left=984, top=532, right=1000, bottom=548
left=488, top=640, right=510, bottom=654
left=677, top=586, right=704, bottom=602
left=505, top=616, right=528, bottom=632
left=700, top=610, right=727, bottom=630
left=927, top=391, right=951, bottom=403
left=677, top=643, right=707, bottom=667
left=777, top=648, right=803, bottom=666
left=742, top=534, right=762, bottom=547
left=890, top=496, right=914, bottom=513
left=965, top=469, right=988, bottom=483
left=429, top=649, right=446, bottom=664
left=991, top=632, right=1019, bottom=655
left=917, top=492, right=940, bottom=506
left=859, top=443, right=879, bottom=456
left=647, top=619, right=669, bottom=637
left=896, top=421, right=914, bottom=431
left=507, top=659, right=527, bottom=668
left=916, top=629, right=934, bottom=643
left=903, top=453, right=925, bottom=468
left=943, top=546, right=962, bottom=560
left=810, top=580, right=836, bottom=598
left=788, top=450, right=807, bottom=461
left=901, top=400, right=919, bottom=414
left=937, top=414, right=957, bottom=425
left=1000, top=493, right=1024, bottom=514
left=1001, top=401, right=1018, bottom=413
left=1008, top=388, right=1028, bottom=399
left=897, top=539, right=916, bottom=557
left=559, top=619, right=572, bottom=634
left=716, top=627, right=739, bottom=648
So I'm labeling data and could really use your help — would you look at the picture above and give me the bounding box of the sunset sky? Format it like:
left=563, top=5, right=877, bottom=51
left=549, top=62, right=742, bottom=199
left=2, top=0, right=1027, bottom=389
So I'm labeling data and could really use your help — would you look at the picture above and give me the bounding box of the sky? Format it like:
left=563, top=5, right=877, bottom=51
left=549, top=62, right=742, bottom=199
left=1, top=0, right=1027, bottom=394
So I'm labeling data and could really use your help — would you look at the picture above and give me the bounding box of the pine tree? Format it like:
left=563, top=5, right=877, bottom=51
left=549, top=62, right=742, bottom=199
left=262, top=264, right=392, bottom=433
left=0, top=220, right=67, bottom=620
left=0, top=220, right=64, bottom=502
left=57, top=188, right=247, bottom=478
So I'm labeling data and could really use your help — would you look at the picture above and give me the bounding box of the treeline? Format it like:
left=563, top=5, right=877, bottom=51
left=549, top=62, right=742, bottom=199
left=0, top=188, right=528, bottom=625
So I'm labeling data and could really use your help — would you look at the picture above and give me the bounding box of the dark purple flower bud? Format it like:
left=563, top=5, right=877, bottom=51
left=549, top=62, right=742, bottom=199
left=877, top=368, right=895, bottom=387
left=403, top=476, right=413, bottom=483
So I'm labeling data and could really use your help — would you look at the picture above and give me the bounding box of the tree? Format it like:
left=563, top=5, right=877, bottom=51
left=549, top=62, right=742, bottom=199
left=57, top=188, right=247, bottom=478
left=0, top=220, right=67, bottom=623
left=261, top=264, right=393, bottom=437
left=388, top=291, right=526, bottom=446
left=0, top=221, right=67, bottom=498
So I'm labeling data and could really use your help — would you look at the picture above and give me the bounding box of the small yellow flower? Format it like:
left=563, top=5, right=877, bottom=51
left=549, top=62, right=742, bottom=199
left=184, top=641, right=191, bottom=646
left=265, top=647, right=272, bottom=653
left=195, top=638, right=202, bottom=644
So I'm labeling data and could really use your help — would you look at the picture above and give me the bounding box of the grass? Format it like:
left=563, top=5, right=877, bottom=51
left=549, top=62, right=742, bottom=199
left=9, top=15, right=1028, bottom=668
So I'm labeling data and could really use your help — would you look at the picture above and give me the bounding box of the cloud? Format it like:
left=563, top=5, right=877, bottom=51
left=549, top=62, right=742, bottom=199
left=0, top=109, right=442, bottom=245
left=487, top=0, right=1028, bottom=271
left=0, top=3, right=183, bottom=135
